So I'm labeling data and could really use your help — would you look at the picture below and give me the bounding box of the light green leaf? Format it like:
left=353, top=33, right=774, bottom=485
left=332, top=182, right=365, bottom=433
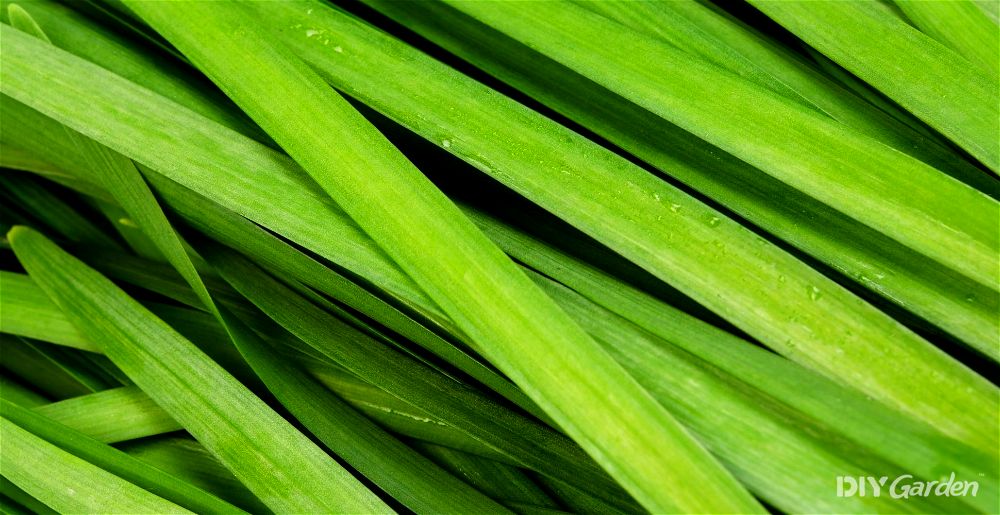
left=0, top=375, right=48, bottom=408
left=473, top=208, right=998, bottom=511
left=206, top=246, right=638, bottom=511
left=123, top=1, right=758, bottom=511
left=2, top=400, right=244, bottom=513
left=533, top=274, right=990, bottom=514
left=7, top=226, right=391, bottom=514
left=35, top=387, right=180, bottom=444
left=443, top=0, right=997, bottom=289
left=238, top=0, right=998, bottom=447
left=571, top=0, right=986, bottom=186
left=367, top=0, right=999, bottom=356
left=894, top=0, right=999, bottom=77
left=119, top=437, right=268, bottom=515
left=6, top=1, right=219, bottom=321
left=0, top=414, right=189, bottom=514
left=0, top=271, right=94, bottom=352
left=207, top=293, right=510, bottom=514
left=146, top=172, right=538, bottom=417
left=750, top=0, right=1000, bottom=172
left=0, top=0, right=266, bottom=142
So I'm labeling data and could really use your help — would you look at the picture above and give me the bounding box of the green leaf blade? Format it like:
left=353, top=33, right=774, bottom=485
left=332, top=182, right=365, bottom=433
left=0, top=415, right=190, bottom=514
left=123, top=1, right=761, bottom=512
left=750, top=0, right=1000, bottom=172
left=7, top=226, right=391, bottom=514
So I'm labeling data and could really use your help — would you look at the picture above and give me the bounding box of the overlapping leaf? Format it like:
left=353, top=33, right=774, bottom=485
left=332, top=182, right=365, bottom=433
left=7, top=226, right=390, bottom=514
left=120, top=1, right=759, bottom=511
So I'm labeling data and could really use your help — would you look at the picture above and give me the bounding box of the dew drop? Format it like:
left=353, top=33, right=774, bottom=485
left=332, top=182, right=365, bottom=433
left=305, top=29, right=320, bottom=37
left=306, top=8, right=314, bottom=14
left=118, top=218, right=138, bottom=228
left=669, top=203, right=681, bottom=213
left=708, top=216, right=721, bottom=227
left=464, top=155, right=494, bottom=174
left=807, top=285, right=822, bottom=301
left=965, top=294, right=975, bottom=303
left=334, top=45, right=344, bottom=53
left=653, top=193, right=662, bottom=202
left=778, top=274, right=787, bottom=283
left=442, top=139, right=452, bottom=148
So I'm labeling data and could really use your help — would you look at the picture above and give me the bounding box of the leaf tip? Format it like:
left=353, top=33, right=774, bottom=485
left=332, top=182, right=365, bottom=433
left=7, top=224, right=31, bottom=242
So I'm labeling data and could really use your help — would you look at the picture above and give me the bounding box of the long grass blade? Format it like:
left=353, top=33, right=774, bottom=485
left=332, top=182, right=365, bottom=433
left=242, top=1, right=999, bottom=445
left=749, top=0, right=1000, bottom=172
left=3, top=6, right=996, bottom=506
left=366, top=0, right=999, bottom=356
left=533, top=274, right=992, bottom=513
left=1, top=271, right=93, bottom=352
left=413, top=442, right=558, bottom=510
left=7, top=1, right=221, bottom=323
left=571, top=0, right=985, bottom=185
left=206, top=247, right=638, bottom=510
left=7, top=226, right=391, bottom=514
left=0, top=0, right=264, bottom=141
left=442, top=0, right=997, bottom=290
left=0, top=414, right=189, bottom=514
left=123, top=1, right=758, bottom=511
left=35, top=387, right=180, bottom=444
left=146, top=173, right=538, bottom=415
left=894, top=0, right=999, bottom=77
left=118, top=437, right=268, bottom=515
left=471, top=209, right=998, bottom=508
left=207, top=294, right=510, bottom=514
left=1, top=400, right=244, bottom=513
